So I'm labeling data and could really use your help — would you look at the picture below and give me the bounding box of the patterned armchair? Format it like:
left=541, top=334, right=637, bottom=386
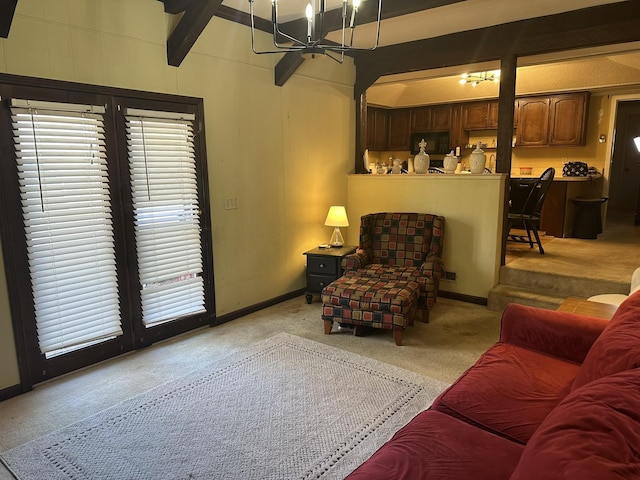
left=342, top=212, right=445, bottom=322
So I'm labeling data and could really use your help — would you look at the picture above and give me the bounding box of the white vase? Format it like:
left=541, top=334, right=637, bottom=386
left=413, top=139, right=430, bottom=174
left=469, top=144, right=486, bottom=174
left=443, top=150, right=458, bottom=174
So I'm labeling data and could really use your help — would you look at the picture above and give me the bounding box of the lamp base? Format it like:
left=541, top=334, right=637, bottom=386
left=329, top=227, right=344, bottom=248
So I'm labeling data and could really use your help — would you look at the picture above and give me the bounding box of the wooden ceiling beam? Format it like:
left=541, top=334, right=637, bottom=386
left=0, top=0, right=18, bottom=38
left=166, top=0, right=223, bottom=67
left=159, top=0, right=195, bottom=14
left=354, top=1, right=640, bottom=97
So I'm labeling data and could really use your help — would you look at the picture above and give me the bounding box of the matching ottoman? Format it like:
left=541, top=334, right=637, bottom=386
left=321, top=275, right=419, bottom=346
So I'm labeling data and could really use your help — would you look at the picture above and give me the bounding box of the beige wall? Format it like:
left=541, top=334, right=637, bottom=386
left=0, top=0, right=355, bottom=390
left=347, top=174, right=506, bottom=299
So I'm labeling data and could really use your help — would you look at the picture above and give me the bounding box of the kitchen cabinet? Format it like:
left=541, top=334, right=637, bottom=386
left=548, top=93, right=588, bottom=146
left=411, top=105, right=451, bottom=132
left=387, top=108, right=411, bottom=150
left=462, top=101, right=499, bottom=130
left=516, top=97, right=550, bottom=146
left=516, top=93, right=589, bottom=147
left=367, top=107, right=388, bottom=151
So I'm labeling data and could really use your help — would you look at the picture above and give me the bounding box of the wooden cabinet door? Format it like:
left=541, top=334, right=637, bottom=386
left=431, top=105, right=452, bottom=131
left=387, top=109, right=411, bottom=150
left=410, top=107, right=431, bottom=131
left=449, top=104, right=468, bottom=149
left=462, top=102, right=490, bottom=130
left=487, top=101, right=499, bottom=128
left=516, top=97, right=550, bottom=146
left=548, top=93, right=588, bottom=146
left=368, top=107, right=388, bottom=151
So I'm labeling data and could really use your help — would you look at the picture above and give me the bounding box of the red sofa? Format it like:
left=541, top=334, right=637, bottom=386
left=346, top=291, right=640, bottom=480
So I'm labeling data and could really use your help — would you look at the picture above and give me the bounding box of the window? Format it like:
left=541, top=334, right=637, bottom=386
left=0, top=77, right=213, bottom=387
left=11, top=99, right=122, bottom=358
left=125, top=109, right=205, bottom=326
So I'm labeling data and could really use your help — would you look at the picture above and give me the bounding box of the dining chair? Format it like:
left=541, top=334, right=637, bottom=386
left=507, top=167, right=555, bottom=254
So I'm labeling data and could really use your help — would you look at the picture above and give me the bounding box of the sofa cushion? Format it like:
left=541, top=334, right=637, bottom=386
left=572, top=290, right=640, bottom=390
left=345, top=410, right=523, bottom=480
left=432, top=343, right=579, bottom=444
left=511, top=368, right=640, bottom=480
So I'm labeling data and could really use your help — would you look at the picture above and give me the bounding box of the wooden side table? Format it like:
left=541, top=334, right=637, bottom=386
left=303, top=246, right=357, bottom=304
left=556, top=296, right=618, bottom=320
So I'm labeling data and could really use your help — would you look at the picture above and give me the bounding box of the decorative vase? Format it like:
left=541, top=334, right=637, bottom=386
left=392, top=158, right=402, bottom=174
left=469, top=144, right=487, bottom=174
left=413, top=139, right=430, bottom=174
left=443, top=150, right=458, bottom=174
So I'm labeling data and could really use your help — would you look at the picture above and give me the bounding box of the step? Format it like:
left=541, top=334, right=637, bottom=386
left=499, top=264, right=630, bottom=299
left=487, top=284, right=566, bottom=313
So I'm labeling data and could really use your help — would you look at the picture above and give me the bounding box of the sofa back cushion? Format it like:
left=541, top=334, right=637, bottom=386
left=572, top=290, right=640, bottom=390
left=359, top=213, right=444, bottom=268
left=511, top=368, right=640, bottom=480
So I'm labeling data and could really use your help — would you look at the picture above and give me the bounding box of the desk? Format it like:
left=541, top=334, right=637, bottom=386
left=556, top=296, right=617, bottom=320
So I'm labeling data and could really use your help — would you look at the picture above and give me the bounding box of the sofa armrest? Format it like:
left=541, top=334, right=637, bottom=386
left=342, top=249, right=370, bottom=271
left=500, top=303, right=609, bottom=364
left=420, top=251, right=444, bottom=279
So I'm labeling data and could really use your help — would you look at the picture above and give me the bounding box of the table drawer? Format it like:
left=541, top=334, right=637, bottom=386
left=308, top=274, right=336, bottom=293
left=307, top=255, right=339, bottom=276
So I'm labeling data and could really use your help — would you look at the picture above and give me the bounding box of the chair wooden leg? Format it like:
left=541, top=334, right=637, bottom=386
left=393, top=327, right=403, bottom=346
left=421, top=307, right=430, bottom=323
left=354, top=325, right=365, bottom=337
left=324, top=320, right=333, bottom=334
left=531, top=224, right=545, bottom=254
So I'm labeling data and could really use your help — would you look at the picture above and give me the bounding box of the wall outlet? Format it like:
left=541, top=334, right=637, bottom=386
left=443, top=271, right=457, bottom=281
left=224, top=197, right=239, bottom=210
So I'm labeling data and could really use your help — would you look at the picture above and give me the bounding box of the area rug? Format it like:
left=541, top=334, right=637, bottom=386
left=1, top=333, right=449, bottom=480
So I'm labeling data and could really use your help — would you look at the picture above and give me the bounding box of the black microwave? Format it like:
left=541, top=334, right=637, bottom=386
left=410, top=132, right=450, bottom=155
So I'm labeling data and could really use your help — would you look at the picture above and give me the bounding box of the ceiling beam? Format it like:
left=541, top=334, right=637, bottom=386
left=166, top=0, right=223, bottom=67
left=354, top=1, right=640, bottom=97
left=159, top=0, right=195, bottom=14
left=0, top=0, right=18, bottom=38
left=274, top=0, right=466, bottom=87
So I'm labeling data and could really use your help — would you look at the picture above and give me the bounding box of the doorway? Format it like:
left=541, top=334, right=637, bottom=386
left=609, top=100, right=640, bottom=224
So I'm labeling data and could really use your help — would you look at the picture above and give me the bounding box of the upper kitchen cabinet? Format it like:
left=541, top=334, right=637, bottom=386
left=548, top=93, right=589, bottom=146
left=411, top=105, right=452, bottom=132
left=516, top=93, right=589, bottom=147
left=387, top=108, right=411, bottom=150
left=462, top=100, right=499, bottom=130
left=516, top=97, right=551, bottom=146
left=367, top=107, right=388, bottom=151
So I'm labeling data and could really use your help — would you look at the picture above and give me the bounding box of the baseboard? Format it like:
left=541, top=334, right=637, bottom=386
left=212, top=288, right=307, bottom=326
left=439, top=290, right=488, bottom=306
left=0, top=383, right=27, bottom=402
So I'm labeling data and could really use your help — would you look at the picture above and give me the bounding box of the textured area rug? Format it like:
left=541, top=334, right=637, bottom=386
left=1, top=333, right=449, bottom=480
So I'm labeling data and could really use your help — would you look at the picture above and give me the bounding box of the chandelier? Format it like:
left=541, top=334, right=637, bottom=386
left=459, top=70, right=501, bottom=87
left=248, top=0, right=382, bottom=63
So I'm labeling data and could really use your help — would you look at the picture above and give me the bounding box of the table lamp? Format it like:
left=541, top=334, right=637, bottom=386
left=324, top=206, right=349, bottom=247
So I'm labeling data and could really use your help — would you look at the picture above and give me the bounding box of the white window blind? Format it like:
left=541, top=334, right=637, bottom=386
left=125, top=108, right=205, bottom=327
left=11, top=99, right=123, bottom=357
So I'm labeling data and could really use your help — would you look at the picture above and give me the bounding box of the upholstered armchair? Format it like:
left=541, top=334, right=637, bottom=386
left=342, top=212, right=445, bottom=322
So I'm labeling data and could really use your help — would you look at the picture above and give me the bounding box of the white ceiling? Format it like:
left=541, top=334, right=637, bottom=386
left=227, top=0, right=626, bottom=47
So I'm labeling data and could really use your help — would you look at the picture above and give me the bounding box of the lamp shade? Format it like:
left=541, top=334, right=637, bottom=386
left=324, top=206, right=349, bottom=227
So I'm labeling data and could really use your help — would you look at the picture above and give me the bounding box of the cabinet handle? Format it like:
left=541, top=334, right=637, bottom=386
left=319, top=263, right=325, bottom=268
left=319, top=282, right=325, bottom=287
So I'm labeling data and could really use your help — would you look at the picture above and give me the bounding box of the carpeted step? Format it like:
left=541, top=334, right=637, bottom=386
left=498, top=264, right=630, bottom=298
left=488, top=264, right=631, bottom=313
left=487, top=284, right=566, bottom=313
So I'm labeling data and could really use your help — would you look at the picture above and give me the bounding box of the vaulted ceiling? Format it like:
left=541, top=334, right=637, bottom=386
left=3, top=0, right=640, bottom=91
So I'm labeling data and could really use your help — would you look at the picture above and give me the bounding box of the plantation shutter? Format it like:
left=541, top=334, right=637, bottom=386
left=125, top=108, right=206, bottom=326
left=11, top=99, right=123, bottom=356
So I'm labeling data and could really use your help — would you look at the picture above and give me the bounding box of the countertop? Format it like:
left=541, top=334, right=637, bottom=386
left=512, top=174, right=602, bottom=182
